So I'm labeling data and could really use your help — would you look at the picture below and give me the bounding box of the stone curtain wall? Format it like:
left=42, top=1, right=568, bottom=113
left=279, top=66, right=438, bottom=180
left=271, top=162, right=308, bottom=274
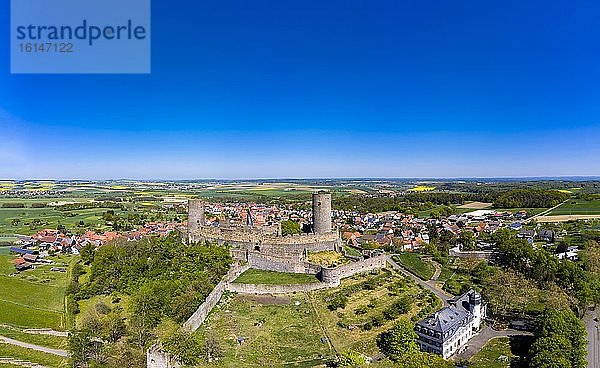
left=247, top=252, right=305, bottom=273
left=449, top=246, right=493, bottom=260
left=226, top=281, right=338, bottom=294
left=182, top=263, right=250, bottom=331
left=190, top=225, right=338, bottom=246
left=320, top=255, right=388, bottom=283
left=228, top=255, right=389, bottom=295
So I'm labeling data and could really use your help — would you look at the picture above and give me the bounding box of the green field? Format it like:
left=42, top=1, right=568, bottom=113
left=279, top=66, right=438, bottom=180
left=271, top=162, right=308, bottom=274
left=199, top=269, right=439, bottom=367
left=549, top=198, right=600, bottom=215
left=233, top=269, right=319, bottom=285
left=0, top=342, right=67, bottom=367
left=392, top=253, right=435, bottom=280
left=0, top=254, right=71, bottom=330
left=0, top=201, right=124, bottom=235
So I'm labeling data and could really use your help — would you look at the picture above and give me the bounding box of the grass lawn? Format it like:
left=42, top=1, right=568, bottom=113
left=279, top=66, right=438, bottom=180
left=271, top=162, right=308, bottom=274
left=469, top=337, right=514, bottom=368
left=233, top=269, right=319, bottom=285
left=307, top=251, right=350, bottom=267
left=392, top=253, right=435, bottom=280
left=469, top=336, right=529, bottom=368
left=549, top=198, right=600, bottom=215
left=343, top=246, right=362, bottom=258
left=0, top=255, right=70, bottom=330
left=437, top=265, right=455, bottom=283
left=196, top=293, right=331, bottom=367
left=199, top=269, right=438, bottom=367
left=311, top=269, right=439, bottom=356
left=0, top=342, right=67, bottom=367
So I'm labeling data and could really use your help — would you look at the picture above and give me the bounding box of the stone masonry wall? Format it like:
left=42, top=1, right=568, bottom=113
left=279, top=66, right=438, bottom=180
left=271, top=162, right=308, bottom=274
left=320, top=255, right=388, bottom=283
left=147, top=343, right=179, bottom=368
left=191, top=225, right=338, bottom=246
left=227, top=255, right=388, bottom=295
left=182, top=263, right=250, bottom=331
left=449, top=246, right=493, bottom=260
left=226, top=281, right=338, bottom=294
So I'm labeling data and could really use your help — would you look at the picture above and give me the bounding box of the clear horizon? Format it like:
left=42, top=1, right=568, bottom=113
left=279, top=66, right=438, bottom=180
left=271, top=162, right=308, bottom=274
left=2, top=0, right=599, bottom=179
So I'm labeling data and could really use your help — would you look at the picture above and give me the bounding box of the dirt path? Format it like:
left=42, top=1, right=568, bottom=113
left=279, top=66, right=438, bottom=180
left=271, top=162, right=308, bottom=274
left=535, top=214, right=600, bottom=223
left=430, top=260, right=442, bottom=281
left=525, top=200, right=568, bottom=223
left=0, top=336, right=68, bottom=357
left=387, top=255, right=452, bottom=307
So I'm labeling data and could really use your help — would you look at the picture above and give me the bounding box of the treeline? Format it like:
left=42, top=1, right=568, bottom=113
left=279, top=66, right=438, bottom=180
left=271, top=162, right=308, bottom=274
left=529, top=309, right=587, bottom=368
left=333, top=194, right=467, bottom=213
left=493, top=229, right=600, bottom=314
left=102, top=210, right=147, bottom=231
left=493, top=189, right=570, bottom=208
left=56, top=201, right=126, bottom=211
left=404, top=192, right=473, bottom=205
left=1, top=202, right=25, bottom=208
left=69, top=233, right=232, bottom=368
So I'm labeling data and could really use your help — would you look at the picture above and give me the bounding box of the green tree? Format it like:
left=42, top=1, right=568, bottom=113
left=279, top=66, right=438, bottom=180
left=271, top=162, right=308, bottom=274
left=377, top=320, right=452, bottom=368
left=338, top=350, right=367, bottom=366
left=162, top=330, right=204, bottom=366
left=530, top=309, right=587, bottom=368
left=80, top=243, right=95, bottom=265
left=459, top=230, right=477, bottom=251
left=69, top=329, right=105, bottom=368
left=281, top=219, right=302, bottom=236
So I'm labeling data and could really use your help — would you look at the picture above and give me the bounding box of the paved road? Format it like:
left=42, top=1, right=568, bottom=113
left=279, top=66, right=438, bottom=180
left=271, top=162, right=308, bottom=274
left=453, top=325, right=533, bottom=361
left=585, top=309, right=599, bottom=368
left=0, top=336, right=68, bottom=357
left=387, top=255, right=452, bottom=307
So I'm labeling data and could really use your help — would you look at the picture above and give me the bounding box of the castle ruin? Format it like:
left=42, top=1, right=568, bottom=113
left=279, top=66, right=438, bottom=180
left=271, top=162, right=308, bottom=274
left=148, top=192, right=388, bottom=368
left=187, top=191, right=343, bottom=275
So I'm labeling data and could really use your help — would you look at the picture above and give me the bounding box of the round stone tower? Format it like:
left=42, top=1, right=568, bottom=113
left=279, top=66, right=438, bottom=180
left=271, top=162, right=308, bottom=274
left=188, top=199, right=205, bottom=237
left=312, top=191, right=332, bottom=234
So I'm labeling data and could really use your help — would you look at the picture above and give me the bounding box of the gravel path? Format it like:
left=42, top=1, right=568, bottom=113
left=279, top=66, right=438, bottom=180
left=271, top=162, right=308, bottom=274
left=387, top=255, right=452, bottom=307
left=0, top=336, right=68, bottom=357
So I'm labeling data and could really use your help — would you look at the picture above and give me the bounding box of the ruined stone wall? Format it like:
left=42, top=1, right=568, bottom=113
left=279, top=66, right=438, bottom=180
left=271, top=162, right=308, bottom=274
left=246, top=252, right=305, bottom=273
left=449, top=246, right=493, bottom=260
left=182, top=263, right=250, bottom=331
left=227, top=256, right=388, bottom=295
left=147, top=343, right=179, bottom=368
left=320, top=255, right=388, bottom=283
left=303, top=261, right=323, bottom=276
left=191, top=225, right=338, bottom=245
left=226, top=281, right=338, bottom=294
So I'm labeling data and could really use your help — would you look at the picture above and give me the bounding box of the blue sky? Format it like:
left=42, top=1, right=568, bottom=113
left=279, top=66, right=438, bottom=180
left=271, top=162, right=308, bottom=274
left=1, top=0, right=599, bottom=179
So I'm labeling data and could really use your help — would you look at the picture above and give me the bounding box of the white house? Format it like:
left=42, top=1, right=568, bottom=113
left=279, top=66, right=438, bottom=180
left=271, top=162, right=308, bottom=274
left=415, top=289, right=486, bottom=359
